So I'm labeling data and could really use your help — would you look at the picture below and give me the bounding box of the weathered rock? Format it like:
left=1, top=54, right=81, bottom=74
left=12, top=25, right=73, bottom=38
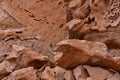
left=73, top=65, right=120, bottom=80
left=2, top=0, right=68, bottom=54
left=55, top=39, right=107, bottom=69
left=0, top=0, right=119, bottom=80
left=18, top=48, right=48, bottom=68
left=83, top=65, right=112, bottom=80
left=67, top=18, right=91, bottom=38
left=107, top=73, right=120, bottom=80
left=0, top=28, right=24, bottom=41
left=0, top=45, right=48, bottom=79
left=73, top=66, right=88, bottom=80
left=0, top=6, right=23, bottom=55
left=64, top=70, right=75, bottom=80
left=55, top=39, right=120, bottom=71
left=84, top=26, right=120, bottom=47
left=87, top=77, right=93, bottom=80
left=7, top=45, right=48, bottom=68
left=84, top=26, right=120, bottom=57
left=40, top=66, right=74, bottom=80
left=68, top=0, right=82, bottom=8
left=0, top=53, right=7, bottom=63
left=0, top=7, right=8, bottom=22
left=0, top=44, right=48, bottom=78
left=0, top=61, right=13, bottom=79
left=67, top=0, right=120, bottom=38
left=2, top=67, right=37, bottom=80
left=73, top=1, right=90, bottom=19
left=0, top=5, right=22, bottom=29
left=41, top=66, right=66, bottom=80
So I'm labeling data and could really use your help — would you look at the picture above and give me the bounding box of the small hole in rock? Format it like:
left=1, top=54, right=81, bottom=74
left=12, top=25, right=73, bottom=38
left=59, top=24, right=64, bottom=28
left=16, top=31, right=22, bottom=34
left=46, top=22, right=49, bottom=24
left=59, top=2, right=62, bottom=5
left=94, top=4, right=97, bottom=7
left=52, top=23, right=55, bottom=25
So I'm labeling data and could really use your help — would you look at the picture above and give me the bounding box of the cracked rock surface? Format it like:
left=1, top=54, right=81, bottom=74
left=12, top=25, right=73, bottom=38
left=0, top=0, right=120, bottom=80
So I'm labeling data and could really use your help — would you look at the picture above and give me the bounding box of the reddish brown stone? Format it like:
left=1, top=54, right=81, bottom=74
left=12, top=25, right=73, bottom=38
left=73, top=66, right=88, bottom=80
left=55, top=39, right=120, bottom=71
left=107, top=73, right=120, bottom=80
left=0, top=61, right=13, bottom=79
left=83, top=65, right=112, bottom=80
left=2, top=67, right=37, bottom=80
left=67, top=0, right=120, bottom=39
left=40, top=66, right=75, bottom=80
left=64, top=70, right=75, bottom=80
left=2, top=0, right=68, bottom=54
left=7, top=45, right=48, bottom=68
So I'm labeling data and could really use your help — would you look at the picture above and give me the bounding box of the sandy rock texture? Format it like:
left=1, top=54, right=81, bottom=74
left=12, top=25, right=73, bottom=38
left=0, top=0, right=119, bottom=80
left=0, top=0, right=68, bottom=56
left=67, top=0, right=120, bottom=38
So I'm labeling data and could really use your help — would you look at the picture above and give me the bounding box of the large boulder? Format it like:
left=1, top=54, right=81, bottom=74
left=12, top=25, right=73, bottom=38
left=55, top=39, right=120, bottom=71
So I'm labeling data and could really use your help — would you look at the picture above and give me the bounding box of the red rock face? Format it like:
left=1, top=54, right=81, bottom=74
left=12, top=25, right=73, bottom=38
left=0, top=0, right=68, bottom=55
left=67, top=0, right=120, bottom=38
left=0, top=0, right=120, bottom=80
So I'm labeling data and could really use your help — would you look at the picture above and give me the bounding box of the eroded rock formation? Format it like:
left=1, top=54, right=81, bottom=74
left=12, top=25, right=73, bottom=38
left=0, top=0, right=119, bottom=80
